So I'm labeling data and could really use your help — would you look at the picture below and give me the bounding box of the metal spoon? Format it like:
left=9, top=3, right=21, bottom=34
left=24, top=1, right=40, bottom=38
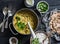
left=28, top=22, right=42, bottom=44
left=5, top=9, right=12, bottom=28
left=1, top=7, right=8, bottom=32
left=5, top=7, right=15, bottom=28
left=28, top=22, right=36, bottom=39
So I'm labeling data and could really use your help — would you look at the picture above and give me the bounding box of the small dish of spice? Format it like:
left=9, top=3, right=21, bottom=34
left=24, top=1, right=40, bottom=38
left=9, top=37, right=18, bottom=44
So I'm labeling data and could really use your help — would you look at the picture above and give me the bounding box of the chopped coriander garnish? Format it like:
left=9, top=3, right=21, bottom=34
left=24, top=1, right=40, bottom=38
left=32, top=38, right=40, bottom=44
left=37, top=1, right=49, bottom=13
left=17, top=21, right=26, bottom=30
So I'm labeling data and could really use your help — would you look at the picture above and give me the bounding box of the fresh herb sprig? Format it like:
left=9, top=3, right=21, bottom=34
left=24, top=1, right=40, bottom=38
left=32, top=38, right=40, bottom=44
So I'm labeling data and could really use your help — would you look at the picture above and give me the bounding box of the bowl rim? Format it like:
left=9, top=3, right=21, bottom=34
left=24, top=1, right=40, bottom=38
left=12, top=8, right=39, bottom=35
left=36, top=1, right=49, bottom=13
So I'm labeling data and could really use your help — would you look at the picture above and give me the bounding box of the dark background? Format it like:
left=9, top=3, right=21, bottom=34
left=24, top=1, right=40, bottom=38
left=0, top=0, right=60, bottom=44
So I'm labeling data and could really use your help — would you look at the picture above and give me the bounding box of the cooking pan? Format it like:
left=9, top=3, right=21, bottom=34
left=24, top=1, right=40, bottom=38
left=9, top=8, right=39, bottom=35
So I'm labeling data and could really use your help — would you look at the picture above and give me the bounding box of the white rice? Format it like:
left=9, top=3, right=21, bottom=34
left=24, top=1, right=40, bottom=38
left=36, top=33, right=49, bottom=44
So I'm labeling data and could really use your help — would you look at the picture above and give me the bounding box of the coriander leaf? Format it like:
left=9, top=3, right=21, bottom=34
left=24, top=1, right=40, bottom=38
left=32, top=38, right=39, bottom=44
left=17, top=21, right=26, bottom=30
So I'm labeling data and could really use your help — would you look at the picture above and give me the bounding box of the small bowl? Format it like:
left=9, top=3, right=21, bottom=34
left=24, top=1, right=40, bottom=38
left=36, top=1, right=49, bottom=13
left=24, top=0, right=34, bottom=7
left=30, top=31, right=50, bottom=44
left=9, top=37, right=18, bottom=44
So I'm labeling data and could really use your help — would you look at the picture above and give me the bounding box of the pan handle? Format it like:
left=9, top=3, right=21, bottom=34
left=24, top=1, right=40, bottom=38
left=9, top=23, right=18, bottom=35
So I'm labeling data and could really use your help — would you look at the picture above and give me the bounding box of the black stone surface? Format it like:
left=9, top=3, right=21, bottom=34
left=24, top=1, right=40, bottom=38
left=0, top=0, right=60, bottom=44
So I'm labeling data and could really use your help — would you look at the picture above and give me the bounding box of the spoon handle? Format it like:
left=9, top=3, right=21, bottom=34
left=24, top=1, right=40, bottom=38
left=0, top=16, right=8, bottom=28
left=5, top=17, right=8, bottom=28
left=28, top=22, right=36, bottom=38
left=1, top=16, right=5, bottom=32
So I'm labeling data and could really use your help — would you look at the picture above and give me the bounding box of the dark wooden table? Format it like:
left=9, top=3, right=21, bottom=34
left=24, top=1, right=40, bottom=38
left=0, top=0, right=60, bottom=44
